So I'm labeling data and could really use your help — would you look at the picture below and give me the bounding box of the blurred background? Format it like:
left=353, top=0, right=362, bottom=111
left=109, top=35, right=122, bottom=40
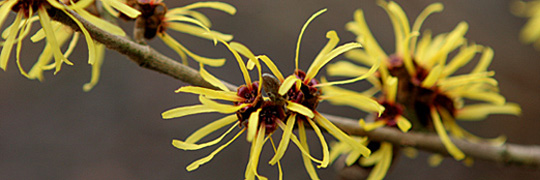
left=1, top=0, right=539, bottom=179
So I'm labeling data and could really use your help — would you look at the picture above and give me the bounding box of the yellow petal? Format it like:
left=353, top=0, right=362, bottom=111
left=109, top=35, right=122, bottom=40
left=185, top=114, right=238, bottom=143
left=426, top=22, right=468, bottom=67
left=456, top=103, right=521, bottom=121
left=329, top=141, right=350, bottom=164
left=269, top=114, right=296, bottom=165
left=200, top=64, right=230, bottom=91
left=159, top=33, right=225, bottom=67
left=306, top=118, right=330, bottom=168
left=0, top=11, right=23, bottom=70
left=421, top=64, right=443, bottom=88
left=15, top=15, right=34, bottom=77
left=278, top=75, right=301, bottom=95
left=315, top=53, right=379, bottom=87
left=199, top=95, right=246, bottom=113
left=38, top=8, right=73, bottom=74
left=295, top=8, right=327, bottom=70
left=298, top=122, right=320, bottom=180
left=100, top=0, right=119, bottom=17
left=396, top=116, right=412, bottom=133
left=322, top=90, right=384, bottom=115
left=63, top=32, right=80, bottom=59
left=385, top=76, right=398, bottom=103
left=230, top=42, right=263, bottom=85
left=103, top=0, right=141, bottom=18
left=287, top=102, right=314, bottom=118
left=439, top=71, right=497, bottom=90
left=168, top=10, right=212, bottom=27
left=170, top=2, right=236, bottom=15
left=314, top=113, right=371, bottom=157
left=431, top=108, right=465, bottom=160
left=176, top=86, right=240, bottom=101
left=173, top=121, right=239, bottom=150
left=410, top=2, right=444, bottom=52
left=471, top=47, right=494, bottom=73
left=308, top=30, right=340, bottom=75
left=0, top=0, right=17, bottom=31
left=83, top=42, right=105, bottom=91
left=162, top=104, right=216, bottom=119
left=326, top=61, right=369, bottom=77
left=269, top=138, right=283, bottom=180
left=305, top=42, right=363, bottom=82
left=166, top=22, right=233, bottom=42
left=257, top=55, right=284, bottom=81
left=245, top=125, right=268, bottom=180
left=247, top=108, right=262, bottom=142
left=345, top=149, right=362, bottom=166
left=78, top=9, right=126, bottom=36
left=346, top=9, right=387, bottom=60
left=442, top=44, right=479, bottom=78
left=59, top=8, right=96, bottom=65
left=218, top=39, right=252, bottom=86
left=287, top=133, right=323, bottom=165
left=366, top=142, right=392, bottom=180
left=186, top=129, right=245, bottom=171
left=363, top=121, right=386, bottom=131
left=456, top=91, right=506, bottom=106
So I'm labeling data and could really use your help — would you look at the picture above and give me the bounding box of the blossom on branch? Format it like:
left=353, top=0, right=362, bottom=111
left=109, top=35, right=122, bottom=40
left=121, top=0, right=235, bottom=66
left=231, top=8, right=383, bottom=179
left=0, top=0, right=134, bottom=91
left=326, top=0, right=521, bottom=164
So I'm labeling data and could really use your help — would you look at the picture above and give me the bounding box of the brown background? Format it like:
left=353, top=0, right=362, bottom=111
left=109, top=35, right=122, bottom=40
left=1, top=0, right=539, bottom=179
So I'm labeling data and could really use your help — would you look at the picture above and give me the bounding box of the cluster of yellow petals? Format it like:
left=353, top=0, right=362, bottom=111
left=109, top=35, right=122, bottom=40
left=325, top=0, right=521, bottom=173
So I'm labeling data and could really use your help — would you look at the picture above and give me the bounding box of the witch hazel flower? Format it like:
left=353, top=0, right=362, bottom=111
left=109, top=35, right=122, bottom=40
left=230, top=8, right=384, bottom=179
left=327, top=0, right=521, bottom=162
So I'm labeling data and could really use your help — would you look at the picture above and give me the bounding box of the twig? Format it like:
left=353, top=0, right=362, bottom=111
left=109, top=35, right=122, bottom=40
left=50, top=8, right=540, bottom=169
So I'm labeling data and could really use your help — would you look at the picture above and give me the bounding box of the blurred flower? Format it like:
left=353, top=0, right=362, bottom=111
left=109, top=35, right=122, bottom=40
left=511, top=0, right=540, bottom=49
left=327, top=0, right=521, bottom=162
left=330, top=138, right=393, bottom=180
left=125, top=0, right=235, bottom=66
left=231, top=8, right=382, bottom=179
left=0, top=0, right=96, bottom=74
left=0, top=0, right=129, bottom=91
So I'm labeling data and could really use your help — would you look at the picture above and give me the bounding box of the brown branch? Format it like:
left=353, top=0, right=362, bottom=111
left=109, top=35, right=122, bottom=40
left=50, top=8, right=540, bottom=169
left=325, top=113, right=540, bottom=168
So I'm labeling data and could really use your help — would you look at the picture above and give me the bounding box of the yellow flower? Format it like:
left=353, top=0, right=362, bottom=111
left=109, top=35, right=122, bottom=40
left=125, top=0, right=235, bottom=66
left=512, top=0, right=540, bottom=49
left=231, top=8, right=382, bottom=179
left=0, top=0, right=129, bottom=90
left=327, top=0, right=521, bottom=161
left=330, top=139, right=393, bottom=180
left=162, top=38, right=280, bottom=179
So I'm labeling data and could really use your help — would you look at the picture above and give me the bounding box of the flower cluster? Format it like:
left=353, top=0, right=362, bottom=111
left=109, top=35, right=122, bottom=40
left=0, top=0, right=233, bottom=91
left=326, top=0, right=521, bottom=178
left=162, top=8, right=384, bottom=179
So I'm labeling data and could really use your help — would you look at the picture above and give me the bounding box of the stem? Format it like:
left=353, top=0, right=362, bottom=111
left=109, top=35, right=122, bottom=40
left=50, top=8, right=540, bottom=169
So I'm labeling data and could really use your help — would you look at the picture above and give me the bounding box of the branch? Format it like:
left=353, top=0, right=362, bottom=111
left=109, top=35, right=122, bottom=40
left=324, top=113, right=540, bottom=168
left=50, top=8, right=540, bottom=169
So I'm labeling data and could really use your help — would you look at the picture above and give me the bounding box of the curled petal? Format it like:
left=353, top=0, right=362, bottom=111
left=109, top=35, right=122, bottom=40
left=173, top=121, right=239, bottom=150
left=186, top=129, right=245, bottom=171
